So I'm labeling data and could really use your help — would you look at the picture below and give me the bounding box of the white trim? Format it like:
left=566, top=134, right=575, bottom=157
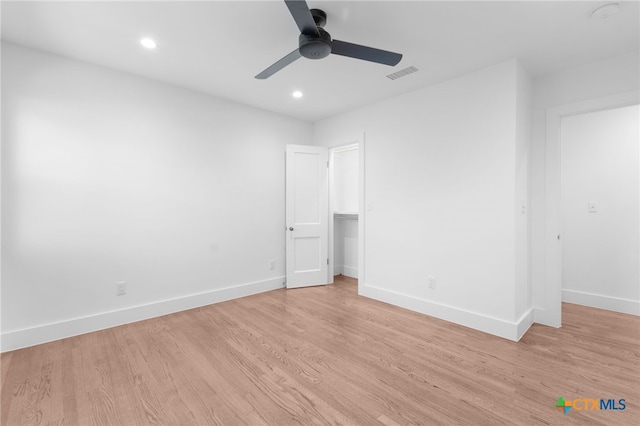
left=361, top=283, right=531, bottom=342
left=342, top=265, right=358, bottom=279
left=516, top=309, right=535, bottom=341
left=358, top=134, right=366, bottom=294
left=333, top=265, right=358, bottom=278
left=1, top=276, right=284, bottom=352
left=562, top=289, right=640, bottom=316
left=543, top=90, right=640, bottom=328
left=328, top=146, right=336, bottom=284
left=532, top=307, right=554, bottom=327
left=332, top=143, right=359, bottom=154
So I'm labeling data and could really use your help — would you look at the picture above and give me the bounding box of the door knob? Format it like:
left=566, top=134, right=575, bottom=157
left=289, top=227, right=294, bottom=231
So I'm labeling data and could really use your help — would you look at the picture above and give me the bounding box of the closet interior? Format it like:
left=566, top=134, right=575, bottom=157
left=331, top=144, right=359, bottom=279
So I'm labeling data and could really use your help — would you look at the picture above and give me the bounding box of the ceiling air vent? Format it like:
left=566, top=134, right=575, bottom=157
left=386, top=65, right=419, bottom=80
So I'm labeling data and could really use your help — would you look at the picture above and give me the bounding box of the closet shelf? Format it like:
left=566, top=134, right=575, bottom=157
left=333, top=212, right=358, bottom=220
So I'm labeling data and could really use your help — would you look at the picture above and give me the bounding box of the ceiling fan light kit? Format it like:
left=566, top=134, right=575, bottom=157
left=256, top=0, right=403, bottom=79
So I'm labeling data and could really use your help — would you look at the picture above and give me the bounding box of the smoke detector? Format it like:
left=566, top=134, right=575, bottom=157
left=591, top=2, right=620, bottom=19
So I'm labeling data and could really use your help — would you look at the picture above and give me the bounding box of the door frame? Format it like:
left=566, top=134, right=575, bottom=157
left=327, top=133, right=365, bottom=293
left=542, top=90, right=639, bottom=327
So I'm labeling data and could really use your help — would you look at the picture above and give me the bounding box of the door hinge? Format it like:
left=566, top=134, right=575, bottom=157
left=327, top=161, right=329, bottom=168
left=327, top=258, right=329, bottom=265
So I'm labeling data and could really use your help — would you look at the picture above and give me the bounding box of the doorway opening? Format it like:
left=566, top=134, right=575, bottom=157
left=328, top=137, right=365, bottom=292
left=543, top=91, right=639, bottom=327
left=560, top=104, right=639, bottom=315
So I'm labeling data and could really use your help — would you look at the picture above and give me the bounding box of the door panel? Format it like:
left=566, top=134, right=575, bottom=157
left=294, top=237, right=321, bottom=272
left=293, top=152, right=321, bottom=223
left=286, top=145, right=329, bottom=289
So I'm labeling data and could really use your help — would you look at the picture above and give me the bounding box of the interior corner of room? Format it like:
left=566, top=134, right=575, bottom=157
left=1, top=1, right=639, bottom=353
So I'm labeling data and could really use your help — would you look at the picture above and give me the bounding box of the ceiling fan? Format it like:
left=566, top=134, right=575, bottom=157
left=255, top=0, right=403, bottom=79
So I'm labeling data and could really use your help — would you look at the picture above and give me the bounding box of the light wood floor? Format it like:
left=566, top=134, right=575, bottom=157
left=1, top=275, right=639, bottom=425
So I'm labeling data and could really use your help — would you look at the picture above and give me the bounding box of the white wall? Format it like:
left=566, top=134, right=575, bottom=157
left=332, top=147, right=359, bottom=214
left=333, top=218, right=358, bottom=278
left=314, top=60, right=532, bottom=340
left=530, top=51, right=640, bottom=324
left=515, top=62, right=533, bottom=332
left=1, top=43, right=312, bottom=351
left=561, top=104, right=639, bottom=314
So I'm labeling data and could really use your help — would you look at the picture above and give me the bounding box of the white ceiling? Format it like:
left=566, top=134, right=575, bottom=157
left=2, top=0, right=639, bottom=122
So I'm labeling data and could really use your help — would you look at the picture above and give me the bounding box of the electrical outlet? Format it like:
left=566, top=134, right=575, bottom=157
left=269, top=260, right=275, bottom=270
left=428, top=276, right=436, bottom=290
left=116, top=281, right=127, bottom=296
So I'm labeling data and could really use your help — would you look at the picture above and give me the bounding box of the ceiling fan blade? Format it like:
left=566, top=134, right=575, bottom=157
left=255, top=48, right=302, bottom=79
left=285, top=0, right=319, bottom=36
left=331, top=39, right=402, bottom=66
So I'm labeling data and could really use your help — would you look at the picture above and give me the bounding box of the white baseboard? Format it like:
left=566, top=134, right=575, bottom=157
left=533, top=307, right=561, bottom=328
left=516, top=309, right=535, bottom=340
left=342, top=265, right=358, bottom=279
left=562, top=289, right=640, bottom=316
left=333, top=265, right=343, bottom=276
left=1, top=276, right=284, bottom=352
left=360, top=283, right=532, bottom=342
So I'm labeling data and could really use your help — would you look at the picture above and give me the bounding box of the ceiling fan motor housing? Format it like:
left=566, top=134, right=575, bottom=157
left=299, top=28, right=332, bottom=59
left=255, top=3, right=402, bottom=79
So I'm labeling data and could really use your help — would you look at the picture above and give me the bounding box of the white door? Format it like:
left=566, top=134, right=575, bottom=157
left=285, top=144, right=329, bottom=289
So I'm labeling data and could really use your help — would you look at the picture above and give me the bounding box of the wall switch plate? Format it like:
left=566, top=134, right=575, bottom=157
left=269, top=260, right=275, bottom=270
left=428, top=276, right=436, bottom=289
left=587, top=202, right=598, bottom=213
left=116, top=282, right=127, bottom=296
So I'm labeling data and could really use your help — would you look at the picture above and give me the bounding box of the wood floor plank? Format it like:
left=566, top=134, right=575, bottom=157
left=1, top=275, right=638, bottom=425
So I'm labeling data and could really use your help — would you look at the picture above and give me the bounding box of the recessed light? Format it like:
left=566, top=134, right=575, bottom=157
left=292, top=90, right=303, bottom=99
left=140, top=38, right=157, bottom=49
